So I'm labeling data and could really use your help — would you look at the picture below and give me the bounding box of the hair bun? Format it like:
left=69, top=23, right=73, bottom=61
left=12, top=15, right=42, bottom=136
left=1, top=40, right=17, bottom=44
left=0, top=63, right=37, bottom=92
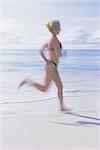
left=45, top=21, right=51, bottom=29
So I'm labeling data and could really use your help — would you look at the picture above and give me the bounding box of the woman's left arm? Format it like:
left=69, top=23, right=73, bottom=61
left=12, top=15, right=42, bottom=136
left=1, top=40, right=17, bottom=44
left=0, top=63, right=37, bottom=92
left=40, top=43, right=49, bottom=62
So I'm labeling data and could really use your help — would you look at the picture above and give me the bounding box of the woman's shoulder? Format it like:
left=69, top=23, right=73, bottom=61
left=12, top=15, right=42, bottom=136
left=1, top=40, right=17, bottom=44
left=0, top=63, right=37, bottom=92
left=48, top=37, right=58, bottom=48
left=50, top=37, right=58, bottom=45
left=48, top=37, right=55, bottom=46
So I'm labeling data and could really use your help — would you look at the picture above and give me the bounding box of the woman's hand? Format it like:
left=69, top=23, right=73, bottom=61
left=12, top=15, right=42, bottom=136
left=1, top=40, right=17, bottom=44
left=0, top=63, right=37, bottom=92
left=61, top=50, right=67, bottom=57
left=46, top=59, right=51, bottom=64
left=40, top=43, right=48, bottom=62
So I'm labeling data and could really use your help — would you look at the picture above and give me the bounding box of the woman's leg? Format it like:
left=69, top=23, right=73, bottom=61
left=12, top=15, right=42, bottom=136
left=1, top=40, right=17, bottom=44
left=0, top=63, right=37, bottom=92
left=29, top=63, right=53, bottom=92
left=18, top=63, right=53, bottom=91
left=52, top=68, right=66, bottom=111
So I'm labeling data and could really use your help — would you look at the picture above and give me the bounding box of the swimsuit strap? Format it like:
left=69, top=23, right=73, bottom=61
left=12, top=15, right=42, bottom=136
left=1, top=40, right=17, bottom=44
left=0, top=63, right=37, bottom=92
left=57, top=39, right=62, bottom=49
left=50, top=60, right=57, bottom=67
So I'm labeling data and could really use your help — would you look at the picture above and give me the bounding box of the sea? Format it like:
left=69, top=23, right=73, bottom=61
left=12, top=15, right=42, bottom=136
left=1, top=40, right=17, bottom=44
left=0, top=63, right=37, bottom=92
left=0, top=49, right=100, bottom=115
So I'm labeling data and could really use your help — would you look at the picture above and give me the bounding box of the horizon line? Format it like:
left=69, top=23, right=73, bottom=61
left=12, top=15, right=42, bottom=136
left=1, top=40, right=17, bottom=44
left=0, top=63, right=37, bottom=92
left=0, top=48, right=100, bottom=51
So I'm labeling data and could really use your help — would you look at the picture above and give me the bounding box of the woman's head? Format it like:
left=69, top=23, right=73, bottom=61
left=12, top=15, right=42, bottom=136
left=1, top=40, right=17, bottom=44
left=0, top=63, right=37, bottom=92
left=45, top=20, right=61, bottom=35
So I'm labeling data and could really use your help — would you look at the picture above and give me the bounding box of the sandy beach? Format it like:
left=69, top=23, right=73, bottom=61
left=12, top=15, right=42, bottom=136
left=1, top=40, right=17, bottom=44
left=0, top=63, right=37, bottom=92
left=0, top=94, right=100, bottom=150
left=0, top=49, right=100, bottom=150
left=0, top=111, right=100, bottom=150
left=1, top=0, right=100, bottom=148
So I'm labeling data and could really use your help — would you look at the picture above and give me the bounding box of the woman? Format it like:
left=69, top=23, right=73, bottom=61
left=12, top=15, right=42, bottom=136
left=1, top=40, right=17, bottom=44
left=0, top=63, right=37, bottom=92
left=19, top=20, right=69, bottom=111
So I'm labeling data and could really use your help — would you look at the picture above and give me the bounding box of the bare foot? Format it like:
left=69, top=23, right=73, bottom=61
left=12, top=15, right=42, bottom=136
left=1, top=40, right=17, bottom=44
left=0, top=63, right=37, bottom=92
left=60, top=107, right=73, bottom=112
left=18, top=79, right=30, bottom=90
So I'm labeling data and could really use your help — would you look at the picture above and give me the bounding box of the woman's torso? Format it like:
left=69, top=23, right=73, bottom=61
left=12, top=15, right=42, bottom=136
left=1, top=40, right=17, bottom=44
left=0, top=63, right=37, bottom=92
left=47, top=37, right=62, bottom=64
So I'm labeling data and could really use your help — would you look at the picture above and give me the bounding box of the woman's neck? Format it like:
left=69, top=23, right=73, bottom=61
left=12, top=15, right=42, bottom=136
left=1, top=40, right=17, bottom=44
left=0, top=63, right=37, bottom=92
left=52, top=34, right=57, bottom=38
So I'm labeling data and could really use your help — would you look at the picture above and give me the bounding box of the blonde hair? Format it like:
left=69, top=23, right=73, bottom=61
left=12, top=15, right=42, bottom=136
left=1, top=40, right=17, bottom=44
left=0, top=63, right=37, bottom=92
left=45, top=20, right=60, bottom=32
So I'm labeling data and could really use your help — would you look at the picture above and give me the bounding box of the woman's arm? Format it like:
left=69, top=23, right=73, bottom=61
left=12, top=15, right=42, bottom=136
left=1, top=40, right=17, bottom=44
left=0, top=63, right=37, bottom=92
left=40, top=43, right=49, bottom=62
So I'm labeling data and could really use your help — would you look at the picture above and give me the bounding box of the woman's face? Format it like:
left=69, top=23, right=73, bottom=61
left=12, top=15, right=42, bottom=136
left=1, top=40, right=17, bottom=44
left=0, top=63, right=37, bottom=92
left=57, top=24, right=61, bottom=33
left=52, top=23, right=61, bottom=35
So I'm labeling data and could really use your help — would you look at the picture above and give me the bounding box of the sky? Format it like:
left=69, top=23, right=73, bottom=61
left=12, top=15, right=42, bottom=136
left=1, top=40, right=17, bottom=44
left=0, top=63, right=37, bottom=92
left=0, top=0, right=100, bottom=50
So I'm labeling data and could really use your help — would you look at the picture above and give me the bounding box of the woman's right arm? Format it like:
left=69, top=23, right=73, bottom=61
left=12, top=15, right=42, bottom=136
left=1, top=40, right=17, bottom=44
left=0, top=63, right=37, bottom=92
left=40, top=43, right=49, bottom=62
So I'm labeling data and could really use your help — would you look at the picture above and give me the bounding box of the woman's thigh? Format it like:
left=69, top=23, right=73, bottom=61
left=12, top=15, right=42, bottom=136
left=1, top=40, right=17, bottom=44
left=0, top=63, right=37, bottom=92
left=52, top=68, right=63, bottom=89
left=44, top=63, right=55, bottom=87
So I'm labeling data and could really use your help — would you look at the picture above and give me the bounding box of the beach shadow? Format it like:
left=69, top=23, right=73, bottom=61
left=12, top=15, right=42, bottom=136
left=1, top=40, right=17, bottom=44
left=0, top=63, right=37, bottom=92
left=48, top=112, right=100, bottom=127
left=77, top=121, right=100, bottom=126
left=49, top=120, right=100, bottom=127
left=48, top=121, right=80, bottom=127
left=65, top=112, right=100, bottom=121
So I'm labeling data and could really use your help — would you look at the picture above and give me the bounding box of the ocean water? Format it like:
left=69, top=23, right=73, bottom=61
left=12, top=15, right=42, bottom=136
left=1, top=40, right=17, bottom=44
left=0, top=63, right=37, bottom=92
left=0, top=49, right=100, bottom=114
